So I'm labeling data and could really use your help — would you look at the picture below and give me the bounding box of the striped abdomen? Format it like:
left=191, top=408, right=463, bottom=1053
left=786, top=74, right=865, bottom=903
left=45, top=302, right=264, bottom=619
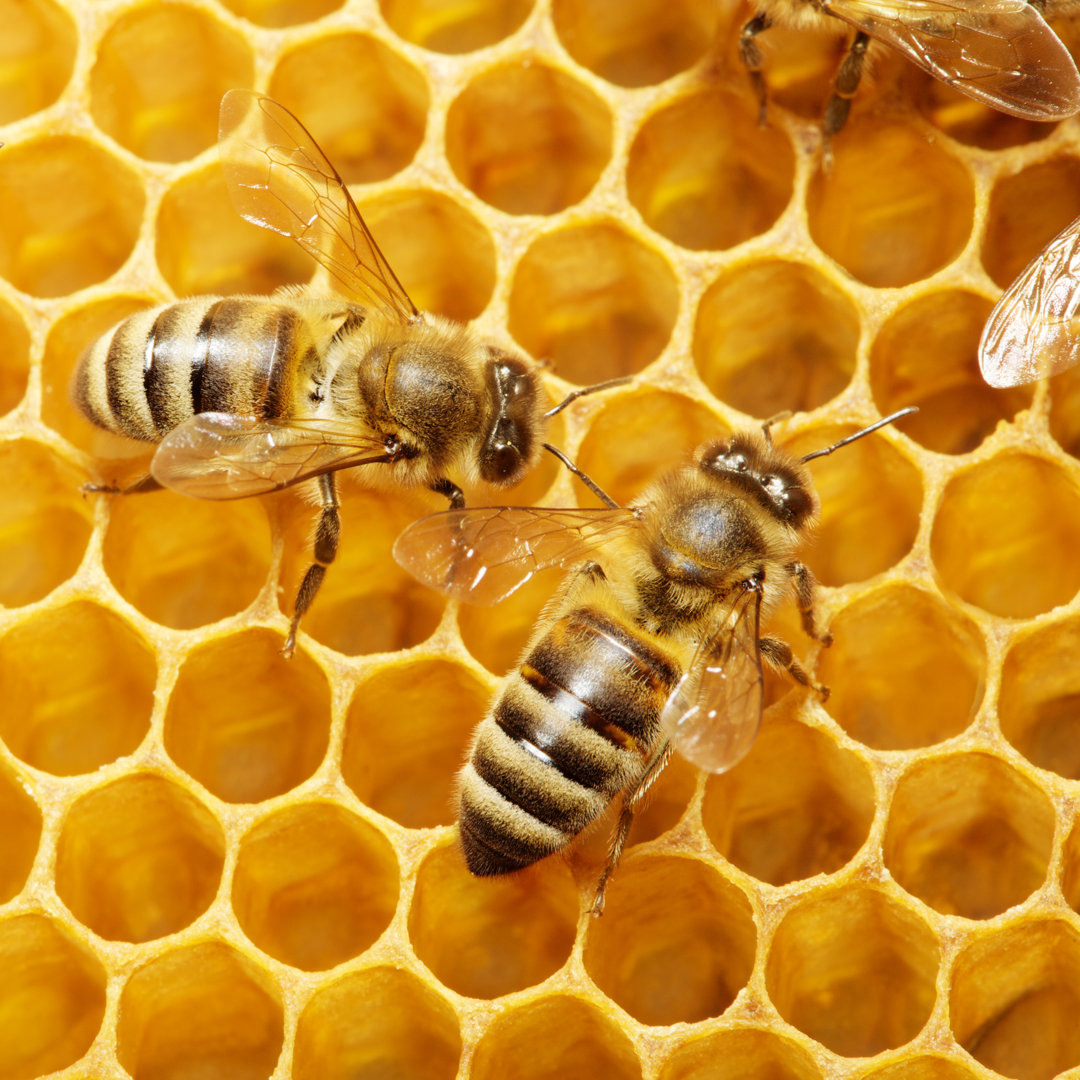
left=72, top=297, right=322, bottom=441
left=459, top=606, right=680, bottom=876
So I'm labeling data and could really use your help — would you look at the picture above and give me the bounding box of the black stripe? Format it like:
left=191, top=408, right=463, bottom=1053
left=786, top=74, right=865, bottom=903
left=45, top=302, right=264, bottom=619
left=201, top=299, right=247, bottom=414
left=191, top=300, right=221, bottom=414
left=105, top=325, right=128, bottom=427
left=574, top=607, right=680, bottom=689
left=522, top=663, right=633, bottom=752
left=144, top=305, right=182, bottom=434
left=457, top=808, right=536, bottom=876
left=260, top=308, right=296, bottom=420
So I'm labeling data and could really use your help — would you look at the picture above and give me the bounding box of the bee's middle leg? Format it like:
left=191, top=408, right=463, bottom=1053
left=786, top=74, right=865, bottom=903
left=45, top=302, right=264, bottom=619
left=82, top=474, right=162, bottom=496
left=285, top=472, right=340, bottom=659
left=760, top=635, right=829, bottom=701
left=739, top=13, right=774, bottom=126
left=823, top=30, right=870, bottom=138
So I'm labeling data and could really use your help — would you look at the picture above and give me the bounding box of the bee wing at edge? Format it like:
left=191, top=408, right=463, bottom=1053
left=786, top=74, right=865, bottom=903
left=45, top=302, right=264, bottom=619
left=824, top=0, right=1080, bottom=120
left=392, top=505, right=641, bottom=606
left=218, top=90, right=419, bottom=324
left=980, top=214, right=1080, bottom=387
left=150, top=412, right=393, bottom=499
left=660, top=581, right=764, bottom=774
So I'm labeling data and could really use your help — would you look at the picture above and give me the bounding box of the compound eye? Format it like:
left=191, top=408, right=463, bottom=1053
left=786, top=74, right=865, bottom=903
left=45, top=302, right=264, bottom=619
left=486, top=442, right=523, bottom=482
left=762, top=473, right=787, bottom=500
left=722, top=452, right=748, bottom=472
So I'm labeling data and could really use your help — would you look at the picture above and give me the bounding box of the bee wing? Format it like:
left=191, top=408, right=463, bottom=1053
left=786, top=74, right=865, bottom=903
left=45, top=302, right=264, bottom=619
left=393, top=505, right=641, bottom=606
left=660, top=580, right=764, bottom=774
left=980, top=215, right=1080, bottom=387
left=824, top=0, right=1080, bottom=120
left=218, top=89, right=419, bottom=324
left=150, top=412, right=394, bottom=499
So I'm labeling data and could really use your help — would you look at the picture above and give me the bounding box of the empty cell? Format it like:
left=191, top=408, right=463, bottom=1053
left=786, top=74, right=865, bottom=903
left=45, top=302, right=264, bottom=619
left=0, top=287, right=29, bottom=416
left=459, top=570, right=557, bottom=676
left=766, top=886, right=939, bottom=1057
left=380, top=0, right=532, bottom=52
left=856, top=1058, right=982, bottom=1080
left=0, top=761, right=40, bottom=904
left=408, top=843, right=577, bottom=999
left=1049, top=364, right=1080, bottom=461
left=0, top=602, right=155, bottom=776
left=930, top=454, right=1080, bottom=618
left=0, top=0, right=76, bottom=124
left=165, top=629, right=331, bottom=803
left=884, top=754, right=1053, bottom=919
left=694, top=260, right=858, bottom=417
left=294, top=967, right=461, bottom=1080
left=233, top=802, right=398, bottom=971
left=509, top=222, right=678, bottom=385
left=55, top=774, right=224, bottom=943
left=658, top=1028, right=823, bottom=1080
left=116, top=942, right=284, bottom=1080
left=446, top=61, right=611, bottom=215
left=219, top=0, right=341, bottom=28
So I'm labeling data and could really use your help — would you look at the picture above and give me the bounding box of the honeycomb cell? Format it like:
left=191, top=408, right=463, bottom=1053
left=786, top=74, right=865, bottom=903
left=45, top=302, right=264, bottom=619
left=379, top=0, right=532, bottom=53
left=446, top=61, right=612, bottom=215
left=583, top=854, right=755, bottom=1025
left=0, top=602, right=155, bottom=776
left=232, top=802, right=398, bottom=971
left=89, top=5, right=254, bottom=163
left=470, top=996, right=641, bottom=1080
left=0, top=285, right=29, bottom=416
left=817, top=584, right=985, bottom=751
left=344, top=659, right=487, bottom=828
left=766, top=886, right=939, bottom=1057
left=982, top=158, right=1080, bottom=289
left=0, top=762, right=40, bottom=904
left=55, top=774, right=225, bottom=943
left=508, top=222, right=678, bottom=384
left=0, top=0, right=75, bottom=124
left=628, top=90, right=794, bottom=251
left=930, top=454, right=1080, bottom=618
left=101, top=488, right=271, bottom=630
left=458, top=571, right=554, bottom=675
left=702, top=708, right=875, bottom=886
left=1062, top=818, right=1080, bottom=913
left=869, top=290, right=1032, bottom=454
left=156, top=165, right=312, bottom=297
left=408, top=842, right=577, bottom=999
left=116, top=942, right=284, bottom=1080
left=658, top=1028, right=823, bottom=1080
left=1049, top=363, right=1080, bottom=461
left=856, top=1059, right=982, bottom=1080
left=0, top=136, right=143, bottom=298
left=0, top=439, right=93, bottom=608
left=164, top=629, right=331, bottom=803
left=269, top=34, right=427, bottom=184
left=219, top=0, right=342, bottom=28
left=950, top=919, right=1080, bottom=1079
left=806, top=119, right=974, bottom=288
left=694, top=260, right=858, bottom=417
left=294, top=967, right=461, bottom=1080
left=0, top=914, right=107, bottom=1080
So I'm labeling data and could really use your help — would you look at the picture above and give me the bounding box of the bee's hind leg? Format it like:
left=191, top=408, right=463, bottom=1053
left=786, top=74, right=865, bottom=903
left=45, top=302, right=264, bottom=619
left=739, top=13, right=773, bottom=126
left=284, top=472, right=340, bottom=659
left=823, top=30, right=870, bottom=142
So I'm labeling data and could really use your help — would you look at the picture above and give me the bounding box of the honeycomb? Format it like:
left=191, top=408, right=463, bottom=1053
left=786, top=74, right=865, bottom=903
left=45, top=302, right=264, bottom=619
left=4, top=0, right=1080, bottom=1076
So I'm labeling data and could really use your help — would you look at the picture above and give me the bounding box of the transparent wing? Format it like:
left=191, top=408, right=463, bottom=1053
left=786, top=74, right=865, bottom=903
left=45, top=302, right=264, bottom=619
left=150, top=412, right=393, bottom=500
left=980, top=215, right=1080, bottom=387
left=392, top=505, right=641, bottom=606
left=661, top=580, right=764, bottom=774
left=218, top=89, right=419, bottom=323
left=825, top=0, right=1080, bottom=119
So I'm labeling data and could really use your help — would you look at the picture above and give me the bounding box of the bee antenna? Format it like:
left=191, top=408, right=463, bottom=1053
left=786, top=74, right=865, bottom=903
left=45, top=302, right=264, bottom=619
left=799, top=407, right=918, bottom=464
left=542, top=443, right=621, bottom=509
left=543, top=376, right=633, bottom=420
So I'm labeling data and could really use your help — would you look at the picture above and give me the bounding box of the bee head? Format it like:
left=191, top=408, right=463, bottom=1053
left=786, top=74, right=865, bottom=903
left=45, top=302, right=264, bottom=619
left=479, top=352, right=542, bottom=485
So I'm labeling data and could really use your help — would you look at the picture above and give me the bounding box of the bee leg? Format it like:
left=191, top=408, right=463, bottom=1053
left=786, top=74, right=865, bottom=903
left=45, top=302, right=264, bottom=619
left=759, top=636, right=829, bottom=702
left=789, top=561, right=832, bottom=645
left=739, top=13, right=773, bottom=126
left=823, top=30, right=870, bottom=140
left=284, top=473, right=340, bottom=659
left=82, top=475, right=162, bottom=496
left=430, top=477, right=465, bottom=510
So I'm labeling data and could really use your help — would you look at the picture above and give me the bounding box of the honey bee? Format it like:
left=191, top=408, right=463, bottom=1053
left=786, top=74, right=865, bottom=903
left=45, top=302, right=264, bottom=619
left=738, top=0, right=1080, bottom=138
left=71, top=91, right=623, bottom=655
left=394, top=408, right=916, bottom=910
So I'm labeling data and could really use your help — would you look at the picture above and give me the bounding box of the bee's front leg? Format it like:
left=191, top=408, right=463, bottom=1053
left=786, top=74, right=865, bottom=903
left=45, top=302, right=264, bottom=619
left=284, top=472, right=340, bottom=659
left=430, top=477, right=465, bottom=510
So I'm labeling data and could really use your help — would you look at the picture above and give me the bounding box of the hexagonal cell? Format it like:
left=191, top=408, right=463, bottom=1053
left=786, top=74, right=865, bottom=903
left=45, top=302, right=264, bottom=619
left=998, top=615, right=1080, bottom=778
left=856, top=1058, right=982, bottom=1080
left=0, top=0, right=75, bottom=124
left=583, top=854, right=755, bottom=1025
left=269, top=34, right=427, bottom=184
left=164, top=629, right=331, bottom=803
left=0, top=602, right=155, bottom=776
left=702, top=708, right=875, bottom=886
left=950, top=919, right=1080, bottom=1079
left=869, top=290, right=1032, bottom=454
left=89, top=5, right=253, bottom=163
left=294, top=967, right=461, bottom=1080
left=116, top=942, right=284, bottom=1080
left=55, top=773, right=225, bottom=942
left=470, top=996, right=641, bottom=1080
left=817, top=584, right=986, bottom=751
left=0, top=439, right=93, bottom=608
left=343, top=659, right=489, bottom=828
left=233, top=802, right=398, bottom=971
left=218, top=0, right=342, bottom=29
left=101, top=487, right=272, bottom=630
left=628, top=89, right=794, bottom=251
left=806, top=119, right=974, bottom=288
left=930, top=454, right=1080, bottom=618
left=0, top=135, right=143, bottom=297
left=884, top=753, right=1053, bottom=919
left=459, top=571, right=556, bottom=676
left=694, top=260, right=858, bottom=417
left=982, top=159, right=1080, bottom=290
left=156, top=165, right=312, bottom=297
left=0, top=761, right=40, bottom=904
left=1049, top=362, right=1080, bottom=460
left=407, top=842, right=577, bottom=999
left=508, top=222, right=679, bottom=384
left=446, top=61, right=612, bottom=215
left=381, top=0, right=532, bottom=52
left=0, top=284, right=29, bottom=416
left=658, top=1028, right=823, bottom=1080
left=0, top=914, right=107, bottom=1080
left=766, top=886, right=939, bottom=1057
